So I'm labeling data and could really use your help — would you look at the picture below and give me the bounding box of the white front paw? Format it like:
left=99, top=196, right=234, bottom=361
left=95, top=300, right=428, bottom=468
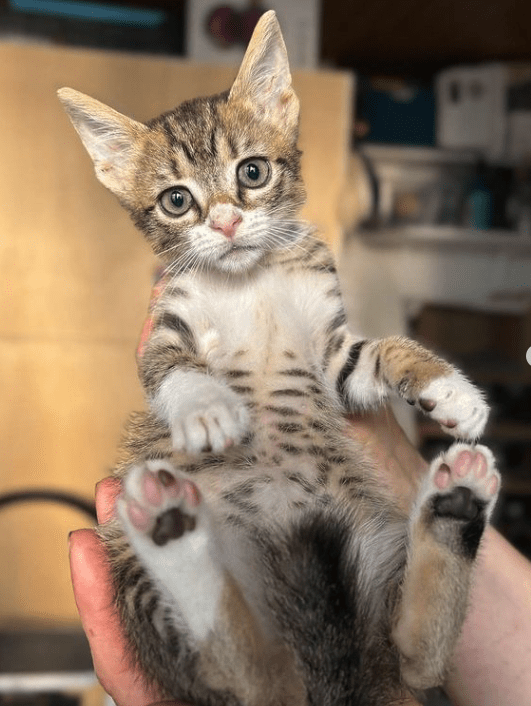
left=172, top=388, right=249, bottom=454
left=418, top=371, right=489, bottom=440
left=155, top=370, right=250, bottom=454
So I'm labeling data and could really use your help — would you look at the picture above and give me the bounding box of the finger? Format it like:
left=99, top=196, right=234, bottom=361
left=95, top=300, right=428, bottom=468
left=68, top=528, right=163, bottom=706
left=95, top=477, right=121, bottom=524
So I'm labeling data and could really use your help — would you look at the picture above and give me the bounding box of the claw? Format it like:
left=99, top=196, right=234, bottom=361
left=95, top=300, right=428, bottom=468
left=419, top=398, right=436, bottom=412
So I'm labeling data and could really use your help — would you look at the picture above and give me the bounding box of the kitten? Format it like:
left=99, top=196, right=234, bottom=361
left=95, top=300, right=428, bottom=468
left=59, top=12, right=500, bottom=706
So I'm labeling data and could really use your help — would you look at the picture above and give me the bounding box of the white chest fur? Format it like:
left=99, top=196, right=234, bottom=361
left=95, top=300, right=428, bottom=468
left=168, top=266, right=339, bottom=374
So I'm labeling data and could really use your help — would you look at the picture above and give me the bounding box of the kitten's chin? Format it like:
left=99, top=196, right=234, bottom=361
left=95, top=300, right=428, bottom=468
left=211, top=244, right=265, bottom=274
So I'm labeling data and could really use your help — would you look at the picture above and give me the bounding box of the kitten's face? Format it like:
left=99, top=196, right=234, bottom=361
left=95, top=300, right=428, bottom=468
left=59, top=10, right=305, bottom=275
left=130, top=94, right=305, bottom=274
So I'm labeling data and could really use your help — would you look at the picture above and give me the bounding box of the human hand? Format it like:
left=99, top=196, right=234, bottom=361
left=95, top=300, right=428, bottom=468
left=346, top=405, right=428, bottom=511
left=68, top=477, right=190, bottom=706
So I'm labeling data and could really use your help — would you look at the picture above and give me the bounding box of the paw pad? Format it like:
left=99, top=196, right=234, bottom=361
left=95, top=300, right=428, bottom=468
left=152, top=507, right=196, bottom=546
left=119, top=462, right=202, bottom=547
left=426, top=444, right=500, bottom=523
left=434, top=486, right=481, bottom=521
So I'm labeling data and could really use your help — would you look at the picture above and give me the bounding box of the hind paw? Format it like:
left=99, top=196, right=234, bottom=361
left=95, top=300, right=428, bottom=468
left=417, top=443, right=500, bottom=558
left=118, top=460, right=203, bottom=547
left=116, top=460, right=225, bottom=643
left=429, top=443, right=500, bottom=518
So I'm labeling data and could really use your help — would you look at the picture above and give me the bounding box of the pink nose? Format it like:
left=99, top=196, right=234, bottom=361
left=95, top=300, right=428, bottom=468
left=209, top=204, right=243, bottom=240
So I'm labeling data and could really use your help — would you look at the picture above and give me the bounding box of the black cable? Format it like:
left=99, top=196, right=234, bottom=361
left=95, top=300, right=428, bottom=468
left=0, top=489, right=96, bottom=521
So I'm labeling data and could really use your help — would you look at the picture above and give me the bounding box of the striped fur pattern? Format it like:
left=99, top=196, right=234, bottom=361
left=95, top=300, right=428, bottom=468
left=59, top=12, right=499, bottom=706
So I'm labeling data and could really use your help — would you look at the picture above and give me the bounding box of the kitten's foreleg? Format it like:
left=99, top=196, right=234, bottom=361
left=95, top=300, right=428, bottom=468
left=154, top=369, right=249, bottom=454
left=139, top=315, right=249, bottom=453
left=392, top=443, right=500, bottom=690
left=331, top=335, right=488, bottom=439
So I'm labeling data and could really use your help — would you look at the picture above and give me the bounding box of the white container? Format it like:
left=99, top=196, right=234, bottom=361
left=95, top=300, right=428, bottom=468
left=436, top=63, right=507, bottom=159
left=359, top=143, right=476, bottom=226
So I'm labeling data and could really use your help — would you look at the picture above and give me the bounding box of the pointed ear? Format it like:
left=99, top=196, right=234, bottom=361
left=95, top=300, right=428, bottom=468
left=228, top=10, right=299, bottom=141
left=57, top=87, right=147, bottom=198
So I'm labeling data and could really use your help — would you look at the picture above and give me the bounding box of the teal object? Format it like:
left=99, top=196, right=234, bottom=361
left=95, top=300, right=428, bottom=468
left=466, top=177, right=493, bottom=230
left=9, top=0, right=166, bottom=28
left=357, top=78, right=436, bottom=146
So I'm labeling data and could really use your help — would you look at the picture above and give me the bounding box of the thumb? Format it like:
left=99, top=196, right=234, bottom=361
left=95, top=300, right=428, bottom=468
left=68, top=528, right=163, bottom=706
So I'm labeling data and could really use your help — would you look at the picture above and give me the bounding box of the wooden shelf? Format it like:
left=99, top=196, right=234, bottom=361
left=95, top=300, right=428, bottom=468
left=471, top=367, right=531, bottom=385
left=419, top=420, right=531, bottom=441
left=361, top=226, right=531, bottom=255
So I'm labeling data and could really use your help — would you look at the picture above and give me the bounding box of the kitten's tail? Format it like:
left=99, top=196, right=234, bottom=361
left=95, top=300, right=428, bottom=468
left=260, top=509, right=400, bottom=706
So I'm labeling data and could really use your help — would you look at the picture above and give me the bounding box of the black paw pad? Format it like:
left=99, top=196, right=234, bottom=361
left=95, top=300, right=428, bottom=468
left=433, top=486, right=482, bottom=521
left=151, top=507, right=196, bottom=547
left=432, top=487, right=487, bottom=559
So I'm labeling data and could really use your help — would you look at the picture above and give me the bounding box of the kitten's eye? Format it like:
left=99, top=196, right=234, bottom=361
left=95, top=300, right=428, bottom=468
left=237, top=158, right=271, bottom=189
left=159, top=187, right=193, bottom=216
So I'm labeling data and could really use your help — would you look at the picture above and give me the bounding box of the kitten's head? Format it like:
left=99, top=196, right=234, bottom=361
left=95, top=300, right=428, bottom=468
left=58, top=11, right=306, bottom=274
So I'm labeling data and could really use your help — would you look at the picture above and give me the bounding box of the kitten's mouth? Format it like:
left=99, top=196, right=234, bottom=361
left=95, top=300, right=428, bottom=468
left=214, top=242, right=263, bottom=272
left=219, top=243, right=260, bottom=259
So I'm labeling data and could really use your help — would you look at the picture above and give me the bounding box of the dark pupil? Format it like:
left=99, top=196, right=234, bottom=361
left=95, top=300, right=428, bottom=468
left=171, top=191, right=184, bottom=208
left=246, top=163, right=260, bottom=181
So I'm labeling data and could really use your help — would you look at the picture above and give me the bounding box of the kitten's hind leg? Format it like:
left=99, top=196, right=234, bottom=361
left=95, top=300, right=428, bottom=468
left=392, top=443, right=500, bottom=690
left=117, top=460, right=304, bottom=705
left=118, top=459, right=224, bottom=643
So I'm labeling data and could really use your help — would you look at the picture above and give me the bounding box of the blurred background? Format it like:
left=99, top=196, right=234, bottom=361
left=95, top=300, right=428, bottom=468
left=0, top=1, right=530, bottom=704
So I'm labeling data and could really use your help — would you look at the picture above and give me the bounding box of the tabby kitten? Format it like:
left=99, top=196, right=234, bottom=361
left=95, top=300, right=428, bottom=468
left=59, top=12, right=500, bottom=706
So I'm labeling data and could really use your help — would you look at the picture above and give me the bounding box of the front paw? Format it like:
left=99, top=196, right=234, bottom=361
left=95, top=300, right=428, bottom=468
left=415, top=371, right=489, bottom=439
left=171, top=384, right=249, bottom=454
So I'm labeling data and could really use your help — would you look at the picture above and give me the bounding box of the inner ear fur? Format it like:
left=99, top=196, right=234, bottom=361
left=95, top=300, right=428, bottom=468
left=228, top=10, right=299, bottom=141
left=58, top=87, right=147, bottom=197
